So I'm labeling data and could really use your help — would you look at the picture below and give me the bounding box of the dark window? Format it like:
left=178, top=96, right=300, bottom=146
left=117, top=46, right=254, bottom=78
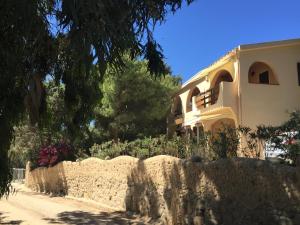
left=297, top=63, right=300, bottom=86
left=259, top=71, right=269, bottom=84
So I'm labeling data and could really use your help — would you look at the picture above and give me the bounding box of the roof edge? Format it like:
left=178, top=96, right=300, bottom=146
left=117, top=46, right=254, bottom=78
left=240, top=38, right=300, bottom=51
left=182, top=48, right=237, bottom=88
left=181, top=38, right=300, bottom=89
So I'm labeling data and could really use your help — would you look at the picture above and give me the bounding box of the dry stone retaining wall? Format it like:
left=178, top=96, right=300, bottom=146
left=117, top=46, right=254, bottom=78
left=25, top=156, right=300, bottom=225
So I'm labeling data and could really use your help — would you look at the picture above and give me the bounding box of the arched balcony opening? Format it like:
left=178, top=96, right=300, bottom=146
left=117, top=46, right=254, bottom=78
left=210, top=70, right=233, bottom=104
left=186, top=87, right=200, bottom=112
left=248, top=62, right=279, bottom=85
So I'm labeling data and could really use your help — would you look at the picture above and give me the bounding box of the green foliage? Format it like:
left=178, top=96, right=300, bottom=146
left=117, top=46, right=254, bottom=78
left=189, top=131, right=219, bottom=161
left=90, top=134, right=217, bottom=161
left=94, top=56, right=181, bottom=142
left=43, top=79, right=97, bottom=152
left=285, top=143, right=300, bottom=165
left=211, top=126, right=239, bottom=158
left=8, top=78, right=100, bottom=166
left=90, top=135, right=181, bottom=160
left=9, top=125, right=41, bottom=168
left=0, top=0, right=52, bottom=197
left=27, top=146, right=40, bottom=171
left=0, top=0, right=194, bottom=197
left=237, top=111, right=300, bottom=165
left=257, top=111, right=300, bottom=165
left=9, top=83, right=66, bottom=170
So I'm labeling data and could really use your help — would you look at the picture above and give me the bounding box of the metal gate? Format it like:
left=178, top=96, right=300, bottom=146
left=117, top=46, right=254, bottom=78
left=12, top=168, right=25, bottom=183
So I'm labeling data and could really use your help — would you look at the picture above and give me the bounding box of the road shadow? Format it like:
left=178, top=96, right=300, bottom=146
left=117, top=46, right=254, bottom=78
left=43, top=210, right=146, bottom=225
left=0, top=212, right=23, bottom=225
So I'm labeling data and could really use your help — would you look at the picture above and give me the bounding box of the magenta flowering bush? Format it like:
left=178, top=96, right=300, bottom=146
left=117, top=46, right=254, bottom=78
left=37, top=142, right=75, bottom=167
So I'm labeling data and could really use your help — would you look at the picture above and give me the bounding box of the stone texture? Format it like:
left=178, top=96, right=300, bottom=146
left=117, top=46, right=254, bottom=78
left=25, top=156, right=300, bottom=225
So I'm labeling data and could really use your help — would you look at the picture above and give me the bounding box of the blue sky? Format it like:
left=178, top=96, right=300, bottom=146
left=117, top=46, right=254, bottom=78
left=154, top=0, right=300, bottom=82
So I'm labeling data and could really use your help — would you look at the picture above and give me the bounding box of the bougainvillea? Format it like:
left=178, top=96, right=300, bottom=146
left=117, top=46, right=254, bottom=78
left=37, top=142, right=75, bottom=167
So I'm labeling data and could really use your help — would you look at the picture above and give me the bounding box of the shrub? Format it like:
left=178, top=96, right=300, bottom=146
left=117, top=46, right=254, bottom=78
left=90, top=135, right=189, bottom=160
left=238, top=111, right=300, bottom=165
left=211, top=126, right=239, bottom=159
left=90, top=134, right=217, bottom=161
left=27, top=146, right=40, bottom=170
left=90, top=141, right=129, bottom=159
left=89, top=112, right=300, bottom=165
left=37, top=142, right=76, bottom=167
left=284, top=142, right=300, bottom=165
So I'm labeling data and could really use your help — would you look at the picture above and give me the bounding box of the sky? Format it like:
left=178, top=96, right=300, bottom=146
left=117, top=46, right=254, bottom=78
left=153, top=0, right=300, bottom=82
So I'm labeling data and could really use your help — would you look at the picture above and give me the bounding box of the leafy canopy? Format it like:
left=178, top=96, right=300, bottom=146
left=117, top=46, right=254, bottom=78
left=94, top=56, right=181, bottom=141
left=0, top=0, right=194, bottom=197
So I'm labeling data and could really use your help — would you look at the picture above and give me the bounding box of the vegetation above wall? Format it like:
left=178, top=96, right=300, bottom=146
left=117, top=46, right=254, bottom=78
left=9, top=57, right=181, bottom=170
left=240, top=111, right=300, bottom=165
left=93, top=56, right=181, bottom=142
left=90, top=111, right=300, bottom=165
left=0, top=0, right=195, bottom=198
left=11, top=110, right=300, bottom=174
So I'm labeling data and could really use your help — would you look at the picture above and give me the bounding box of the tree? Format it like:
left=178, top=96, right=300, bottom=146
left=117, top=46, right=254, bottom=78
left=9, top=80, right=97, bottom=168
left=9, top=125, right=41, bottom=168
left=94, top=57, right=181, bottom=142
left=0, top=0, right=194, bottom=197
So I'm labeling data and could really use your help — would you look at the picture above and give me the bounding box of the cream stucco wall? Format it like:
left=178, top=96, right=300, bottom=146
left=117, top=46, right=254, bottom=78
left=177, top=59, right=239, bottom=129
left=239, top=44, right=300, bottom=129
left=173, top=39, right=300, bottom=134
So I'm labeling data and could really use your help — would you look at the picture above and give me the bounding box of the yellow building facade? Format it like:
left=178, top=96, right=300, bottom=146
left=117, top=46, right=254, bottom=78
left=170, top=38, right=300, bottom=151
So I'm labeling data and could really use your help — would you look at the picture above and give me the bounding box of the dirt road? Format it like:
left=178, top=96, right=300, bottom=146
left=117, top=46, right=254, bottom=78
left=0, top=183, right=149, bottom=225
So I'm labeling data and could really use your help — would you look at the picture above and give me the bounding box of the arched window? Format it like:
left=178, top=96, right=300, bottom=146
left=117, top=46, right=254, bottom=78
left=211, top=70, right=233, bottom=87
left=248, top=62, right=279, bottom=85
left=187, top=87, right=200, bottom=112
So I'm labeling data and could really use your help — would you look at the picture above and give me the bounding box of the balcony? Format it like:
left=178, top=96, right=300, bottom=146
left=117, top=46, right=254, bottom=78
left=194, top=81, right=236, bottom=114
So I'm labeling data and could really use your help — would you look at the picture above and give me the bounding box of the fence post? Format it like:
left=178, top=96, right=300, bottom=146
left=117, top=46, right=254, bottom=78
left=12, top=168, right=26, bottom=183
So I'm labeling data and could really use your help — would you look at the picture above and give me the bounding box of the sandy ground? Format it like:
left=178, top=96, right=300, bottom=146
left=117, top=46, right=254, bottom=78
left=0, top=183, right=150, bottom=225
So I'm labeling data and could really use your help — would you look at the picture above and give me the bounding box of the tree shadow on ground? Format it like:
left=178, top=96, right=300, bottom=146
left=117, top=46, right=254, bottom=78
left=0, top=212, right=23, bottom=225
left=43, top=210, right=146, bottom=225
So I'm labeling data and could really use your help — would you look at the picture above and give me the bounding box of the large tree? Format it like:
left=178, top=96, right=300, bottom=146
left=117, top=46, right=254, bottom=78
left=0, top=0, right=194, bottom=197
left=94, top=57, right=181, bottom=142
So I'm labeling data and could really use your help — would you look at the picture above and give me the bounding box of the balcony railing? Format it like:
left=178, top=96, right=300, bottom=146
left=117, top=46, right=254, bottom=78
left=195, top=85, right=220, bottom=109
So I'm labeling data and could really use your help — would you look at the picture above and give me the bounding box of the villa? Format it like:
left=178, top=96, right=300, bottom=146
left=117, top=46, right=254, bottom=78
left=169, top=38, right=300, bottom=157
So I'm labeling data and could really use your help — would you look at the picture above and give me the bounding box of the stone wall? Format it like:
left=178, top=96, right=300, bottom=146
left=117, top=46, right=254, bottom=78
left=25, top=156, right=300, bottom=225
